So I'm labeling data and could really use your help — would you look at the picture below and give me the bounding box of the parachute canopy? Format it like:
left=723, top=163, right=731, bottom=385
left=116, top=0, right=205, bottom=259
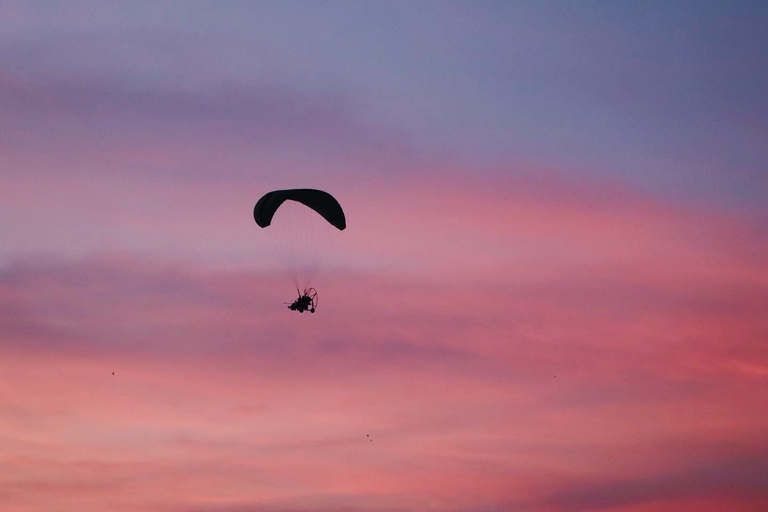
left=254, top=188, right=345, bottom=291
left=254, top=189, right=346, bottom=230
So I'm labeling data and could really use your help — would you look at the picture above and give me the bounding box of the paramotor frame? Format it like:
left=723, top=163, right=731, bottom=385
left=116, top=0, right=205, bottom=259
left=286, top=288, right=318, bottom=313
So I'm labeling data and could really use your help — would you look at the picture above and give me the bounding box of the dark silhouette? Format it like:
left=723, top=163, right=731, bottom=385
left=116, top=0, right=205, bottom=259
left=287, top=288, right=318, bottom=313
left=254, top=189, right=346, bottom=230
left=254, top=189, right=345, bottom=312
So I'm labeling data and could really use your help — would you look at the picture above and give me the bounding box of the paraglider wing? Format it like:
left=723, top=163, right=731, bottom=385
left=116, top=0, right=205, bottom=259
left=254, top=189, right=346, bottom=230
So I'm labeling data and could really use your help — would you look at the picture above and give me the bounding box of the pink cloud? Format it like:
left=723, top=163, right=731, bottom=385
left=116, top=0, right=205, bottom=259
left=1, top=141, right=767, bottom=511
left=1, top=204, right=767, bottom=511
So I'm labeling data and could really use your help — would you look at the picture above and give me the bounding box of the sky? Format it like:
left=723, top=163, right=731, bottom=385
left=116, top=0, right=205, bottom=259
left=1, top=1, right=767, bottom=511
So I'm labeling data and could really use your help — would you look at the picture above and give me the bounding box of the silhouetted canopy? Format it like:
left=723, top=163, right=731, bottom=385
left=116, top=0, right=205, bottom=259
left=253, top=189, right=346, bottom=230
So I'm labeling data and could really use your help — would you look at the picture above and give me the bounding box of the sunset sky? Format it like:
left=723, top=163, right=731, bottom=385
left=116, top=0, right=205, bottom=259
left=1, top=2, right=767, bottom=511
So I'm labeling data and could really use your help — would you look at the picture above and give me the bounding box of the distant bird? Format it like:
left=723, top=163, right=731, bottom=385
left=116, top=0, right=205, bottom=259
left=112, top=372, right=115, bottom=375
